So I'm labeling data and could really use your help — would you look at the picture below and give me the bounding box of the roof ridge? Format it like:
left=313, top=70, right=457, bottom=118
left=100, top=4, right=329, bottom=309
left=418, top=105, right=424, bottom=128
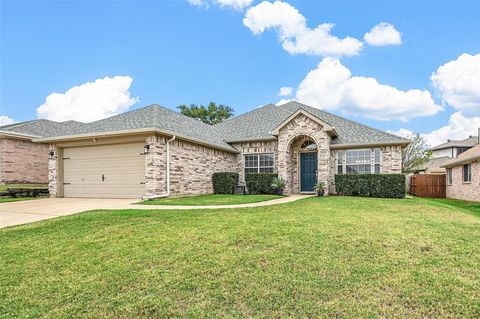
left=214, top=103, right=277, bottom=127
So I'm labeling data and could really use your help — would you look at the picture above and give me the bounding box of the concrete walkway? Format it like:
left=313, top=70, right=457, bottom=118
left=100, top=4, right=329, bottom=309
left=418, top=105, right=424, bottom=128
left=0, top=195, right=310, bottom=228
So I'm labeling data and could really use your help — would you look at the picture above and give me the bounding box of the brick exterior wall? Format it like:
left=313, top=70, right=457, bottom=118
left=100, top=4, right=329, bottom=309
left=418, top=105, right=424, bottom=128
left=328, top=145, right=403, bottom=193
left=230, top=140, right=278, bottom=183
left=0, top=137, right=49, bottom=184
left=145, top=134, right=239, bottom=197
left=446, top=161, right=479, bottom=202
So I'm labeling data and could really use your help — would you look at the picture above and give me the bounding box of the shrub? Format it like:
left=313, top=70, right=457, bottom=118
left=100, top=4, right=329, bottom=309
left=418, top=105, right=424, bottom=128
left=212, top=172, right=239, bottom=194
left=246, top=173, right=278, bottom=194
left=335, top=174, right=405, bottom=199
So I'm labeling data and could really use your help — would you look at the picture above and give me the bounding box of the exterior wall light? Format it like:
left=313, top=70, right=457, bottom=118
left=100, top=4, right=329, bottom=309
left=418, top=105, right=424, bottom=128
left=49, top=150, right=55, bottom=160
left=144, top=144, right=150, bottom=154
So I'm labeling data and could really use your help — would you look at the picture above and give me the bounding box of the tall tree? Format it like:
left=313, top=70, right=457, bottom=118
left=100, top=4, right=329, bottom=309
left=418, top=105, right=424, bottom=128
left=401, top=133, right=432, bottom=173
left=178, top=102, right=234, bottom=125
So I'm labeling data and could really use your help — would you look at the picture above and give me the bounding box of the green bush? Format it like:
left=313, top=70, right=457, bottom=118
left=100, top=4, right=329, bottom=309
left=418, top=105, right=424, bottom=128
left=246, top=173, right=278, bottom=194
left=335, top=174, right=405, bottom=199
left=212, top=172, right=239, bottom=194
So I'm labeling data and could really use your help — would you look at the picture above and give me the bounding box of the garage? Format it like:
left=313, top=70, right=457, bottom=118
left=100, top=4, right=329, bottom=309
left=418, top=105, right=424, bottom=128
left=62, top=143, right=146, bottom=198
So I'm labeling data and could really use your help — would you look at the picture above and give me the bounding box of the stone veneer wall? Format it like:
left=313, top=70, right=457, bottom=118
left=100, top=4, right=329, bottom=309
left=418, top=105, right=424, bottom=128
left=145, top=134, right=239, bottom=196
left=230, top=140, right=278, bottom=183
left=446, top=161, right=479, bottom=202
left=48, top=144, right=59, bottom=197
left=277, top=114, right=331, bottom=195
left=0, top=137, right=49, bottom=184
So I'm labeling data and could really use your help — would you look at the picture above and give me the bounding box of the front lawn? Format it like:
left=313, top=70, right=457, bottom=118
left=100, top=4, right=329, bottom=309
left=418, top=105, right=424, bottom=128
left=1, top=197, right=479, bottom=318
left=140, top=194, right=283, bottom=206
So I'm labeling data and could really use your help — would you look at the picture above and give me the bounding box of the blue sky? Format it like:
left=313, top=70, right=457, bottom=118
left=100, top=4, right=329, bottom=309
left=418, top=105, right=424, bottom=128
left=1, top=0, right=479, bottom=145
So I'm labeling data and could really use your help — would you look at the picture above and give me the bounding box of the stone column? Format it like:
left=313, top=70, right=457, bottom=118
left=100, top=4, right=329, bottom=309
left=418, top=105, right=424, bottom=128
left=316, top=135, right=331, bottom=196
left=145, top=135, right=166, bottom=197
left=48, top=144, right=58, bottom=198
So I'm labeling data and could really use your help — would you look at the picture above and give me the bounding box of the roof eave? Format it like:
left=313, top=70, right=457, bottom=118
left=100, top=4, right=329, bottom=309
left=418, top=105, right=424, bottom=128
left=441, top=156, right=480, bottom=168
left=0, top=130, right=40, bottom=140
left=330, top=140, right=410, bottom=149
left=34, top=127, right=239, bottom=153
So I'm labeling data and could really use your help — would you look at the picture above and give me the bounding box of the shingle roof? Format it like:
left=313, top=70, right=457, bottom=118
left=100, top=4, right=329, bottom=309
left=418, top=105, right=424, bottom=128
left=214, top=101, right=410, bottom=146
left=0, top=119, right=86, bottom=138
left=430, top=136, right=479, bottom=151
left=442, top=145, right=480, bottom=168
left=40, top=105, right=237, bottom=152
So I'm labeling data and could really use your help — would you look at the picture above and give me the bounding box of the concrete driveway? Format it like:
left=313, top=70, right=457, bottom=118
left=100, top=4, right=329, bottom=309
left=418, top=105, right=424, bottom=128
left=0, top=198, right=137, bottom=228
left=1, top=195, right=309, bottom=228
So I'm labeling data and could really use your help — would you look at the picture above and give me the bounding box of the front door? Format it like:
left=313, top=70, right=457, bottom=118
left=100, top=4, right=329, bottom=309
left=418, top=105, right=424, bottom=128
left=300, top=152, right=317, bottom=192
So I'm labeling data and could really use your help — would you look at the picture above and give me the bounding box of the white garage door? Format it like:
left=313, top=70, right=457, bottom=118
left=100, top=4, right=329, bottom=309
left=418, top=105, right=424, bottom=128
left=63, top=143, right=146, bottom=198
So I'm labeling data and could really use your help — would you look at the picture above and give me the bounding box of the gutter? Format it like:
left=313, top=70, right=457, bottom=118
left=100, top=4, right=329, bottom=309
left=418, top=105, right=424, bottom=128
left=142, top=135, right=176, bottom=200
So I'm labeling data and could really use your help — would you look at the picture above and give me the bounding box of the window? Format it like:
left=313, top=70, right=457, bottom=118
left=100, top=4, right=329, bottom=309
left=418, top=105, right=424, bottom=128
left=457, top=147, right=470, bottom=156
left=245, top=154, right=274, bottom=174
left=463, top=164, right=471, bottom=183
left=301, top=139, right=317, bottom=151
left=336, top=148, right=382, bottom=175
left=447, top=168, right=452, bottom=185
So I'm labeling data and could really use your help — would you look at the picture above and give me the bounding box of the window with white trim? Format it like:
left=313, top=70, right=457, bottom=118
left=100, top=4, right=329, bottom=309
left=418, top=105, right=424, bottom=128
left=245, top=154, right=274, bottom=174
left=463, top=164, right=471, bottom=183
left=336, top=148, right=382, bottom=174
left=447, top=168, right=452, bottom=185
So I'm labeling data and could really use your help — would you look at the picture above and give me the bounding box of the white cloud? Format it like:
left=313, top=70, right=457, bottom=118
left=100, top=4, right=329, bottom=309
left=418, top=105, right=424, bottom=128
left=295, top=57, right=442, bottom=121
left=0, top=115, right=16, bottom=126
left=37, top=76, right=138, bottom=123
left=387, top=128, right=415, bottom=139
left=278, top=86, right=293, bottom=96
left=389, top=113, right=480, bottom=147
left=217, top=0, right=253, bottom=10
left=188, top=0, right=253, bottom=10
left=364, top=22, right=402, bottom=46
left=243, top=1, right=363, bottom=57
left=431, top=53, right=480, bottom=116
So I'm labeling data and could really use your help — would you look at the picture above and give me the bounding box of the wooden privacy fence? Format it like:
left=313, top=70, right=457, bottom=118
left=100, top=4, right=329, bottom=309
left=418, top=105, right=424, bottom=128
left=410, top=174, right=446, bottom=198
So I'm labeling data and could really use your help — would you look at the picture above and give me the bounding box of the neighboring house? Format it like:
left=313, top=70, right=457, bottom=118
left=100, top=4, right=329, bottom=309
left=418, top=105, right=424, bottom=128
left=36, top=102, right=409, bottom=199
left=0, top=120, right=84, bottom=184
left=442, top=145, right=480, bottom=202
left=423, top=135, right=479, bottom=173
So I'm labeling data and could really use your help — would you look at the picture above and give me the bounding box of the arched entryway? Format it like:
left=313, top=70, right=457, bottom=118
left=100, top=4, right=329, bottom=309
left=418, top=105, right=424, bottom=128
left=286, top=135, right=320, bottom=194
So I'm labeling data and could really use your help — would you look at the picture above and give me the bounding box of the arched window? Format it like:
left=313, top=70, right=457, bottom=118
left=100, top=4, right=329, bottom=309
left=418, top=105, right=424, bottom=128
left=301, top=139, right=317, bottom=150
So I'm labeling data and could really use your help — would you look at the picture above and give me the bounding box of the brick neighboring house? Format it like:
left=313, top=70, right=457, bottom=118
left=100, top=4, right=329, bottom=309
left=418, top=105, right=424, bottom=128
left=422, top=135, right=479, bottom=174
left=442, top=145, right=480, bottom=202
left=0, top=120, right=84, bottom=184
left=36, top=102, right=410, bottom=199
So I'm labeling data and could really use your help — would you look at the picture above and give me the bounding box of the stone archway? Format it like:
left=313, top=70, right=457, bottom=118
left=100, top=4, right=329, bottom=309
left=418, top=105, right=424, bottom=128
left=276, top=113, right=332, bottom=195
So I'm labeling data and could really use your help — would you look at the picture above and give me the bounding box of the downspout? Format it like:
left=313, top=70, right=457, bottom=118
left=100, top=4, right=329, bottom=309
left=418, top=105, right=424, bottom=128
left=142, top=135, right=176, bottom=200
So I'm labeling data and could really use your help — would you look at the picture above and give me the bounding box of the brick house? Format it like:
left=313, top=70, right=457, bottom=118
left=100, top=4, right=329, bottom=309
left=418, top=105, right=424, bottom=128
left=37, top=102, right=409, bottom=199
left=442, top=145, right=480, bottom=202
left=0, top=120, right=84, bottom=184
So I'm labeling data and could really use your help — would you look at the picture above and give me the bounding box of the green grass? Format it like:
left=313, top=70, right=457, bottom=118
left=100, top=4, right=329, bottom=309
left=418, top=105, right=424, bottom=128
left=0, top=197, right=39, bottom=203
left=0, top=183, right=48, bottom=191
left=1, top=197, right=479, bottom=318
left=140, top=194, right=283, bottom=206
left=418, top=197, right=480, bottom=217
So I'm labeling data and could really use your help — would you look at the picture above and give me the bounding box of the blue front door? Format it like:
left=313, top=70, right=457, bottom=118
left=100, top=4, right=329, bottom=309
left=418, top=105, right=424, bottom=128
left=300, top=152, right=317, bottom=192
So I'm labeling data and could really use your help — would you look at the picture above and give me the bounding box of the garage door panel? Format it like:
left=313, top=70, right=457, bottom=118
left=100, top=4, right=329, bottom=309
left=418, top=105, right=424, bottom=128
left=63, top=143, right=146, bottom=198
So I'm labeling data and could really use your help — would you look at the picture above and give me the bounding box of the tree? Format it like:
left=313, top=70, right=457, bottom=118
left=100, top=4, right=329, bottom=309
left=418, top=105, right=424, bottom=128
left=401, top=133, right=432, bottom=173
left=177, top=102, right=234, bottom=125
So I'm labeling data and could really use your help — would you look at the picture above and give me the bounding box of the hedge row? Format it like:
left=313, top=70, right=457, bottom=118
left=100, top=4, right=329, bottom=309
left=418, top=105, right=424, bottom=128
left=212, top=172, right=239, bottom=194
left=245, top=173, right=278, bottom=194
left=335, top=174, right=405, bottom=198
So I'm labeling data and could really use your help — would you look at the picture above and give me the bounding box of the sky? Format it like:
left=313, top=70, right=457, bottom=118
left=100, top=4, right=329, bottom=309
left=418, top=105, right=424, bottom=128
left=1, top=0, right=479, bottom=146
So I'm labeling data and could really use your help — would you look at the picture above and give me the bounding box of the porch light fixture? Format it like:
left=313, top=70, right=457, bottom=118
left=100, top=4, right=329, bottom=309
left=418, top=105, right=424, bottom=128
left=49, top=150, right=55, bottom=160
left=143, top=144, right=150, bottom=154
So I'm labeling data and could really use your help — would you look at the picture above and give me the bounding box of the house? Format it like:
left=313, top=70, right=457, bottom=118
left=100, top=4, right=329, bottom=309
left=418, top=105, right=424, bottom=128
left=424, top=135, right=479, bottom=174
left=442, top=145, right=480, bottom=202
left=35, top=102, right=410, bottom=199
left=0, top=120, right=84, bottom=184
